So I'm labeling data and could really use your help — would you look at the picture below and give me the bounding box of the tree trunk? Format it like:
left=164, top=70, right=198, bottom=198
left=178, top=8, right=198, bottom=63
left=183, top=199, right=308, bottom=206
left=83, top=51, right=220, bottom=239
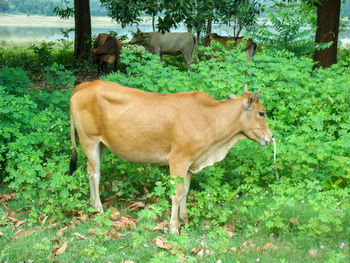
left=206, top=18, right=212, bottom=35
left=313, top=0, right=341, bottom=68
left=152, top=14, right=155, bottom=31
left=74, top=0, right=91, bottom=60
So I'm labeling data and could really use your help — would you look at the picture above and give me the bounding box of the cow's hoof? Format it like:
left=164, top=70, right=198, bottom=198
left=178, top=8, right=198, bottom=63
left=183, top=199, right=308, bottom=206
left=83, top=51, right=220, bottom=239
left=179, top=213, right=188, bottom=222
left=169, top=222, right=179, bottom=235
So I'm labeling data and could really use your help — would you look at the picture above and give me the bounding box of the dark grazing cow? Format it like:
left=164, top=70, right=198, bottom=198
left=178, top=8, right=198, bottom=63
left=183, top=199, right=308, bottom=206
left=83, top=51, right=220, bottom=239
left=91, top=33, right=122, bottom=73
left=129, top=29, right=199, bottom=70
left=203, top=33, right=257, bottom=61
left=69, top=80, right=273, bottom=234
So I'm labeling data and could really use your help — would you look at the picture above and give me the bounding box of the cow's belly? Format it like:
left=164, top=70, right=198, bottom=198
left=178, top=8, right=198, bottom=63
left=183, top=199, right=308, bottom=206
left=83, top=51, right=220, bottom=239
left=100, top=133, right=170, bottom=166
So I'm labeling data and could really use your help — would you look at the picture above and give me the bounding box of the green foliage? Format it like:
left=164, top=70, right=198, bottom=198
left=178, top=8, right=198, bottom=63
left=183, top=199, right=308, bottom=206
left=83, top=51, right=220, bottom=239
left=253, top=3, right=331, bottom=56
left=44, top=62, right=77, bottom=88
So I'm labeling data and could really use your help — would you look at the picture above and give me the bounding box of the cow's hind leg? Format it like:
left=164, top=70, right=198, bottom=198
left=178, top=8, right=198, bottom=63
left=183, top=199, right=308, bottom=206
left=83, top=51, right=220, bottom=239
left=84, top=140, right=104, bottom=212
left=179, top=172, right=192, bottom=222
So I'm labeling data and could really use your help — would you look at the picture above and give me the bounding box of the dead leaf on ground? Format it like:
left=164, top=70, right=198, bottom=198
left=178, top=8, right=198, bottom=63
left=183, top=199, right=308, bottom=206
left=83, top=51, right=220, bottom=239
left=123, top=261, right=135, bottom=263
left=153, top=236, right=172, bottom=250
left=289, top=217, right=301, bottom=226
left=109, top=229, right=121, bottom=239
left=55, top=242, right=68, bottom=255
left=7, top=216, right=18, bottom=224
left=128, top=202, right=145, bottom=211
left=87, top=228, right=98, bottom=235
left=103, top=196, right=116, bottom=207
left=263, top=242, right=278, bottom=251
left=190, top=247, right=201, bottom=254
left=52, top=244, right=60, bottom=254
left=152, top=220, right=169, bottom=233
left=15, top=219, right=27, bottom=228
left=197, top=249, right=213, bottom=257
left=0, top=231, right=4, bottom=237
left=74, top=232, right=87, bottom=240
left=57, top=226, right=68, bottom=237
left=223, top=223, right=236, bottom=237
left=0, top=193, right=17, bottom=201
left=14, top=229, right=36, bottom=239
left=309, top=249, right=318, bottom=256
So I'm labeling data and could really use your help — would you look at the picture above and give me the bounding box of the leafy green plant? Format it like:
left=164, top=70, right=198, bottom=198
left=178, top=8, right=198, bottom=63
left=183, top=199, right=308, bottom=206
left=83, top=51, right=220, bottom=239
left=253, top=3, right=331, bottom=56
left=44, top=62, right=77, bottom=88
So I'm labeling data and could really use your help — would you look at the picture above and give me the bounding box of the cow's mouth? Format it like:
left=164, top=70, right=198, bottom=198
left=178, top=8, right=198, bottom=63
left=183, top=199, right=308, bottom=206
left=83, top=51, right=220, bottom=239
left=259, top=138, right=270, bottom=147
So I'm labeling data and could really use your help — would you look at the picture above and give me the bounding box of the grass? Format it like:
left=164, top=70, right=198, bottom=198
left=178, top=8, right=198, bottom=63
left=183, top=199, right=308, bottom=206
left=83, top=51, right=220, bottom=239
left=1, top=184, right=349, bottom=263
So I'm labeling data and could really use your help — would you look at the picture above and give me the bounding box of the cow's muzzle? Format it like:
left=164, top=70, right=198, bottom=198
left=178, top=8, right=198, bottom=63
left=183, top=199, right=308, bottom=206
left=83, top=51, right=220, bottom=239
left=259, top=134, right=273, bottom=147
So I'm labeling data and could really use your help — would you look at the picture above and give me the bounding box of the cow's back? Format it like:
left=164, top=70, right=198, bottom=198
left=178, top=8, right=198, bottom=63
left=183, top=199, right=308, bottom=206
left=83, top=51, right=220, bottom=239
left=70, top=80, right=219, bottom=165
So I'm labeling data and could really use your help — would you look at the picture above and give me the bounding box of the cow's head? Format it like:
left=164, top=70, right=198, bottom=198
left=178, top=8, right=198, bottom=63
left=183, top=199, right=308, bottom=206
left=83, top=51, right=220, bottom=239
left=129, top=28, right=149, bottom=45
left=239, top=85, right=273, bottom=146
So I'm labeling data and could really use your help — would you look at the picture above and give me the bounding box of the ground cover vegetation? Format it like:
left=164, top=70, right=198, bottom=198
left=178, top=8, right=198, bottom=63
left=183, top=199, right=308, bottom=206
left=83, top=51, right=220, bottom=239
left=1, top=4, right=350, bottom=262
left=0, top=38, right=349, bottom=262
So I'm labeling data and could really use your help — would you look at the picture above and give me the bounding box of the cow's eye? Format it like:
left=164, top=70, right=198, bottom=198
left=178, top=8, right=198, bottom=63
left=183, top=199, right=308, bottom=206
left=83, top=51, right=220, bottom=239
left=259, top=111, right=265, bottom=117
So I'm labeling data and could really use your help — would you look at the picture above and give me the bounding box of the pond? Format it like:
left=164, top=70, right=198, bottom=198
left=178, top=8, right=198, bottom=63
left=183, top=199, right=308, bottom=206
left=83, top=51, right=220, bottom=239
left=0, top=15, right=349, bottom=44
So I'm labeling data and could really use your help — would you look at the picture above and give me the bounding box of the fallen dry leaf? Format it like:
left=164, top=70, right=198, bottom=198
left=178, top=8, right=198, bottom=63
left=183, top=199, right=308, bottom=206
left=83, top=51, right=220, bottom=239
left=87, top=228, right=98, bottom=235
left=0, top=231, right=4, bottom=237
left=128, top=202, right=145, bottom=211
left=7, top=216, right=18, bottom=224
left=109, top=229, right=121, bottom=239
left=309, top=249, right=318, bottom=256
left=153, top=236, right=172, bottom=250
left=197, top=249, right=213, bottom=257
left=263, top=242, right=278, bottom=251
left=14, top=229, right=36, bottom=239
left=15, top=219, right=27, bottom=228
left=152, top=220, right=169, bottom=233
left=190, top=247, right=201, bottom=254
left=289, top=218, right=301, bottom=226
left=52, top=244, right=60, bottom=254
left=123, top=261, right=135, bottom=263
left=223, top=223, right=236, bottom=237
left=55, top=242, right=68, bottom=255
left=57, top=226, right=68, bottom=237
left=74, top=232, right=87, bottom=240
left=0, top=193, right=17, bottom=201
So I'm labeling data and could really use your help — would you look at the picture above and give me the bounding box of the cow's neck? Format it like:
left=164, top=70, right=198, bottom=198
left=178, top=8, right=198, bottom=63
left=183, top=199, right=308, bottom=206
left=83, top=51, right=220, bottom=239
left=213, top=98, right=246, bottom=142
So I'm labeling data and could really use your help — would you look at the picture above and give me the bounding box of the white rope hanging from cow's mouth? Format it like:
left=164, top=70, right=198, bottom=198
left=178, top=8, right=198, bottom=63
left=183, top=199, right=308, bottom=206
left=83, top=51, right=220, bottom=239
left=272, top=137, right=279, bottom=181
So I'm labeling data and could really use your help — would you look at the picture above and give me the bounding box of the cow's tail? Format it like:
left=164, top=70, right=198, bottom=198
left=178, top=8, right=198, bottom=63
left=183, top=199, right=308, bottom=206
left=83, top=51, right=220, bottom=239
left=192, top=36, right=200, bottom=64
left=69, top=114, right=78, bottom=175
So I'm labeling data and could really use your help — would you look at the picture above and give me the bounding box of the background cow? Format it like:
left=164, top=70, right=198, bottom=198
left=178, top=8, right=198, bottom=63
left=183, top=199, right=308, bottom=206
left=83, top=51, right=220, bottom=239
left=129, top=29, right=199, bottom=70
left=69, top=80, right=273, bottom=234
left=91, top=33, right=122, bottom=73
left=203, top=33, right=257, bottom=61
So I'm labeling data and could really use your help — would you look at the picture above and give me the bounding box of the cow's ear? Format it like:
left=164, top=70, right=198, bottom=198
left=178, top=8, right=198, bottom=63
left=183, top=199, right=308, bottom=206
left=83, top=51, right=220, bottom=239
left=253, top=88, right=262, bottom=100
left=244, top=95, right=254, bottom=111
left=226, top=94, right=236, bottom=100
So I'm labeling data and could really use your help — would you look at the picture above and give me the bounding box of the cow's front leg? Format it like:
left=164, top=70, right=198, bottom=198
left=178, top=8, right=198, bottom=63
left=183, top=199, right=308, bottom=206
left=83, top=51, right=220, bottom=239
left=179, top=172, right=192, bottom=222
left=168, top=154, right=190, bottom=234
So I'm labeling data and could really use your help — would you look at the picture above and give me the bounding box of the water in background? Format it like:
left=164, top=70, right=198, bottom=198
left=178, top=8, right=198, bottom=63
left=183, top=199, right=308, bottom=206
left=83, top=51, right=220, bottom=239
left=0, top=23, right=349, bottom=44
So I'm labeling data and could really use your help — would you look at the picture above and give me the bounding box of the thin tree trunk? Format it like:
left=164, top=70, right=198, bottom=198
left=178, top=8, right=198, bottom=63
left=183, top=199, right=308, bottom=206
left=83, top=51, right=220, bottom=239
left=313, top=0, right=341, bottom=68
left=206, top=18, right=212, bottom=35
left=74, top=0, right=91, bottom=60
left=152, top=14, right=155, bottom=31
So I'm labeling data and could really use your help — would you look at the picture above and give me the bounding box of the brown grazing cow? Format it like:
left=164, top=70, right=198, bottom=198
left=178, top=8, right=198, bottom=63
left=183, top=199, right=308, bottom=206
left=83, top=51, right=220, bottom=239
left=203, top=33, right=257, bottom=61
left=91, top=33, right=122, bottom=73
left=129, top=29, right=199, bottom=70
left=69, top=80, right=273, bottom=234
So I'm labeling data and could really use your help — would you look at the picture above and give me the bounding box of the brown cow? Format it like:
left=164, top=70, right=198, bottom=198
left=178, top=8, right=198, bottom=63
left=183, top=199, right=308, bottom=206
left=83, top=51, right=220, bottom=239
left=203, top=33, right=257, bottom=61
left=69, top=80, right=273, bottom=234
left=129, top=29, right=199, bottom=70
left=91, top=33, right=122, bottom=73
